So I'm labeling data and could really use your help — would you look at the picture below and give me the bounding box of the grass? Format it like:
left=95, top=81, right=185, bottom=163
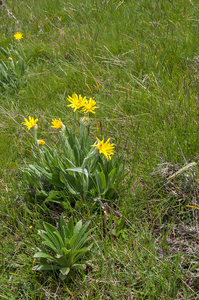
left=1, top=0, right=199, bottom=298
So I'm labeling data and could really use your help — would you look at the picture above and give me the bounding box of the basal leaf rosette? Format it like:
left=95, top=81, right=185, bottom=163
left=33, top=215, right=95, bottom=280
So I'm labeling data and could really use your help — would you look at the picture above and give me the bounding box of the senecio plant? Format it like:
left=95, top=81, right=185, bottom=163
left=33, top=214, right=94, bottom=280
left=0, top=32, right=28, bottom=90
left=22, top=93, right=124, bottom=203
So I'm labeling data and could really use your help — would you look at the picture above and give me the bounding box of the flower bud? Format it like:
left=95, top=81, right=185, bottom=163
left=37, top=139, right=45, bottom=146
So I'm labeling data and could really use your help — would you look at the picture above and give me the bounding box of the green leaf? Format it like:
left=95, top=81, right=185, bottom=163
left=82, top=147, right=97, bottom=168
left=42, top=240, right=59, bottom=253
left=64, top=237, right=70, bottom=246
left=23, top=165, right=43, bottom=188
left=98, top=170, right=106, bottom=190
left=90, top=155, right=99, bottom=172
left=33, top=264, right=60, bottom=271
left=74, top=227, right=95, bottom=252
left=60, top=171, right=82, bottom=193
left=34, top=165, right=64, bottom=188
left=74, top=220, right=82, bottom=235
left=71, top=264, right=84, bottom=270
left=43, top=223, right=63, bottom=251
left=60, top=171, right=80, bottom=195
left=72, top=222, right=91, bottom=250
left=53, top=232, right=64, bottom=248
left=66, top=167, right=88, bottom=178
left=33, top=252, right=58, bottom=263
left=43, top=222, right=58, bottom=236
left=69, top=233, right=78, bottom=248
left=39, top=230, right=61, bottom=254
left=0, top=47, right=9, bottom=57
left=95, top=171, right=102, bottom=193
left=57, top=156, right=76, bottom=172
left=69, top=246, right=92, bottom=265
left=36, top=189, right=48, bottom=197
left=73, top=144, right=80, bottom=165
left=108, top=168, right=117, bottom=185
left=61, top=247, right=71, bottom=256
left=68, top=216, right=74, bottom=235
left=59, top=272, right=67, bottom=280
left=59, top=134, right=75, bottom=164
left=60, top=267, right=70, bottom=275
left=59, top=214, right=67, bottom=240
left=21, top=60, right=25, bottom=77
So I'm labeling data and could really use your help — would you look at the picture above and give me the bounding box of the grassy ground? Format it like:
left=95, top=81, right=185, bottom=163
left=1, top=0, right=199, bottom=298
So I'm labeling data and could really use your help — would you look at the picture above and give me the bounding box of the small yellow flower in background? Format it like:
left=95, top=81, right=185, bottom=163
left=22, top=116, right=38, bottom=130
left=14, top=32, right=23, bottom=40
left=80, top=115, right=89, bottom=125
left=29, top=225, right=33, bottom=229
left=37, top=139, right=45, bottom=146
left=82, top=98, right=98, bottom=114
left=96, top=124, right=99, bottom=131
left=92, top=137, right=114, bottom=161
left=67, top=93, right=86, bottom=112
left=51, top=118, right=63, bottom=129
left=8, top=57, right=12, bottom=61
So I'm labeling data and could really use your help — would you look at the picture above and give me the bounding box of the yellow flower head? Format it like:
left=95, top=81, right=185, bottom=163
left=21, top=116, right=38, bottom=130
left=81, top=98, right=98, bottom=114
left=92, top=137, right=114, bottom=161
left=67, top=93, right=86, bottom=112
left=37, top=139, right=45, bottom=146
left=80, top=115, right=89, bottom=126
left=8, top=57, right=12, bottom=61
left=51, top=118, right=63, bottom=129
left=14, top=32, right=23, bottom=40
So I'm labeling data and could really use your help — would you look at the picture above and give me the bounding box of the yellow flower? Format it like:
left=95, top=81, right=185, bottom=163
left=8, top=57, right=12, bottom=61
left=92, top=137, right=114, bottom=161
left=81, top=98, right=98, bottom=114
left=80, top=115, right=89, bottom=126
left=37, top=139, right=45, bottom=146
left=14, top=32, right=23, bottom=40
left=21, top=116, right=38, bottom=130
left=29, top=225, right=33, bottom=229
left=51, top=118, right=63, bottom=129
left=67, top=93, right=86, bottom=112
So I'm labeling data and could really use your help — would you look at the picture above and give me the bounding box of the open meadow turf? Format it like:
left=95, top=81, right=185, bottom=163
left=1, top=0, right=199, bottom=299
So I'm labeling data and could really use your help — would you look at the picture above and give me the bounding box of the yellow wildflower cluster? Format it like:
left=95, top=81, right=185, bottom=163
left=21, top=91, right=114, bottom=160
left=67, top=93, right=115, bottom=159
left=67, top=93, right=98, bottom=114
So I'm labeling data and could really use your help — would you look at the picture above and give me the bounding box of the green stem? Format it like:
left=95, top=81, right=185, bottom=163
left=73, top=111, right=77, bottom=133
